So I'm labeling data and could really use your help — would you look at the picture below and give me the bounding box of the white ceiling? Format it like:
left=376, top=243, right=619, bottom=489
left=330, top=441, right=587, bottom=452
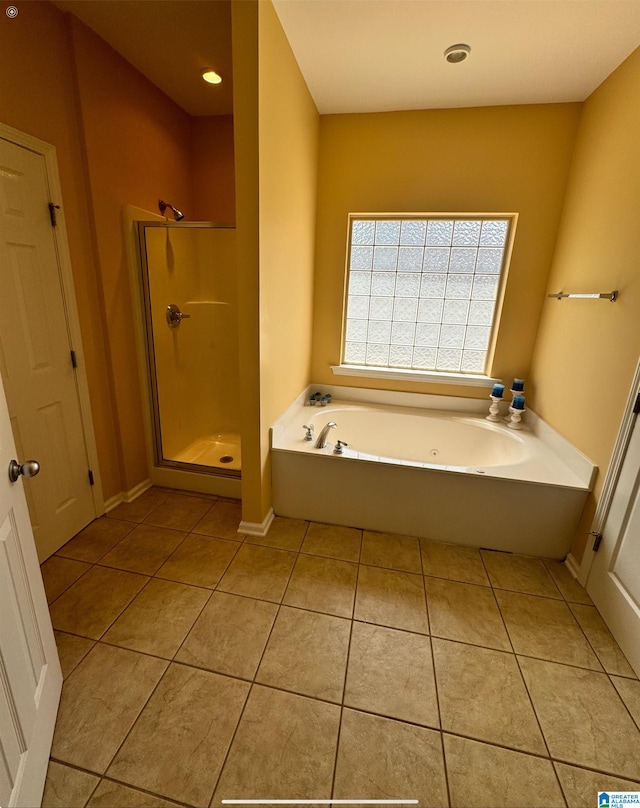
left=53, top=0, right=640, bottom=117
left=273, top=0, right=640, bottom=114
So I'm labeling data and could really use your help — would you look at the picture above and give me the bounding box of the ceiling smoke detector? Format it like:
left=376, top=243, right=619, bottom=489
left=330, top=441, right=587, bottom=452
left=444, top=44, right=471, bottom=64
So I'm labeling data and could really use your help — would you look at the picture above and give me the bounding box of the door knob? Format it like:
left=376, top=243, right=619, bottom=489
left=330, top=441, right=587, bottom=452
left=8, top=459, right=40, bottom=483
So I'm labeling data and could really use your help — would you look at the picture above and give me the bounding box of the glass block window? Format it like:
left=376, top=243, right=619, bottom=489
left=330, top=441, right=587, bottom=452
left=343, top=215, right=513, bottom=374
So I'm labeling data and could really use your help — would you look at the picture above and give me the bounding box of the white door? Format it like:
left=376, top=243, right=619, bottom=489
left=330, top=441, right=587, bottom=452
left=0, top=370, right=62, bottom=807
left=0, top=136, right=96, bottom=560
left=586, top=413, right=640, bottom=677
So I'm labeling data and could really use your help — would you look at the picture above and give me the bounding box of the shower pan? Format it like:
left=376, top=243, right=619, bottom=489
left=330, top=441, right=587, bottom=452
left=136, top=221, right=241, bottom=481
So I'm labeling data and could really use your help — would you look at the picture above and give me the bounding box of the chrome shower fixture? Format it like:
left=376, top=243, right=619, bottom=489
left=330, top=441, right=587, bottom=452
left=158, top=200, right=184, bottom=221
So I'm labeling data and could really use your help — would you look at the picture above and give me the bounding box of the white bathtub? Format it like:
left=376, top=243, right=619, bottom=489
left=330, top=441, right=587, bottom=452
left=271, top=387, right=596, bottom=558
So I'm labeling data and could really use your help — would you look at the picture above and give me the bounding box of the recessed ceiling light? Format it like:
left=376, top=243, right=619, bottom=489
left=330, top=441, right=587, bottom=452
left=201, top=69, right=222, bottom=85
left=444, top=44, right=471, bottom=64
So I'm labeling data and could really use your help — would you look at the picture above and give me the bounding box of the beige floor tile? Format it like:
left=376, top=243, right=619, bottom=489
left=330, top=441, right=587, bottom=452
left=143, top=492, right=213, bottom=532
left=425, top=577, right=510, bottom=650
left=301, top=521, right=362, bottom=562
left=333, top=709, right=448, bottom=806
left=217, top=544, right=296, bottom=602
left=156, top=534, right=240, bottom=588
left=611, top=676, right=640, bottom=727
left=192, top=499, right=243, bottom=540
left=256, top=606, right=350, bottom=702
left=554, top=762, right=640, bottom=807
left=432, top=638, right=545, bottom=754
left=103, top=578, right=210, bottom=658
left=51, top=644, right=167, bottom=773
left=520, top=656, right=640, bottom=779
left=345, top=622, right=439, bottom=727
left=355, top=564, right=429, bottom=634
left=42, top=761, right=99, bottom=808
left=49, top=566, right=148, bottom=639
left=361, top=530, right=422, bottom=573
left=481, top=551, right=562, bottom=599
left=106, top=487, right=169, bottom=523
left=107, top=664, right=249, bottom=807
left=543, top=559, right=592, bottom=604
left=99, top=523, right=186, bottom=575
left=246, top=516, right=308, bottom=551
left=283, top=553, right=357, bottom=617
left=41, top=556, right=91, bottom=603
left=211, top=685, right=341, bottom=803
left=56, top=518, right=135, bottom=563
left=570, top=603, right=637, bottom=677
left=444, top=734, right=564, bottom=808
left=87, top=780, right=181, bottom=807
left=54, top=631, right=95, bottom=678
left=176, top=592, right=278, bottom=678
left=496, top=590, right=603, bottom=670
left=420, top=539, right=489, bottom=586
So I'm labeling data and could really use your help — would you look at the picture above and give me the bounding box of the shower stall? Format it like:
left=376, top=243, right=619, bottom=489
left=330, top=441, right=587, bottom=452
left=135, top=221, right=241, bottom=487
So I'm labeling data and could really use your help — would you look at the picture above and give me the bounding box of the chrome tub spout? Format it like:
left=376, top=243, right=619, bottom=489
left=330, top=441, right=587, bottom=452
left=315, top=421, right=337, bottom=449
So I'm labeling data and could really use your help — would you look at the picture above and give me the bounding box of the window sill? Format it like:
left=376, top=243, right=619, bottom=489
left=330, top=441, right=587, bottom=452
left=331, top=364, right=501, bottom=388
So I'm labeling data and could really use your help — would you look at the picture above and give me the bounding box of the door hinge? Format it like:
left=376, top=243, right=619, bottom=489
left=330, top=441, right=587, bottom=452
left=634, top=392, right=640, bottom=415
left=70, top=350, right=77, bottom=368
left=48, top=202, right=60, bottom=227
left=590, top=531, right=603, bottom=552
left=88, top=469, right=95, bottom=486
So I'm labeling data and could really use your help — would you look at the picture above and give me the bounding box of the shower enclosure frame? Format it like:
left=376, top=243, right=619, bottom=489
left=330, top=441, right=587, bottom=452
left=134, top=218, right=241, bottom=489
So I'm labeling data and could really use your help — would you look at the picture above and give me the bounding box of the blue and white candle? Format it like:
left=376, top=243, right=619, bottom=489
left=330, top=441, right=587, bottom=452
left=512, top=395, right=526, bottom=410
left=512, top=378, right=525, bottom=392
left=491, top=384, right=505, bottom=398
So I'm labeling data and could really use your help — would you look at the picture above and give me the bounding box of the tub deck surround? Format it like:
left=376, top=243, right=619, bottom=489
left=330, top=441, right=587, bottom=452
left=271, top=387, right=596, bottom=559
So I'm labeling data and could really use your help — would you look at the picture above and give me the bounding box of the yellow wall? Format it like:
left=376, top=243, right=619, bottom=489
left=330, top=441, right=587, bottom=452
left=231, top=0, right=262, bottom=522
left=69, top=17, right=194, bottom=494
left=312, top=105, right=582, bottom=398
left=530, top=46, right=640, bottom=563
left=231, top=0, right=319, bottom=524
left=192, top=115, right=236, bottom=225
left=258, top=0, right=319, bottom=515
left=0, top=2, right=121, bottom=497
left=1, top=4, right=237, bottom=502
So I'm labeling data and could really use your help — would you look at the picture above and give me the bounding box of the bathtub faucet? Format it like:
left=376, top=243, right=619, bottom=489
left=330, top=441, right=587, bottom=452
left=315, top=421, right=337, bottom=449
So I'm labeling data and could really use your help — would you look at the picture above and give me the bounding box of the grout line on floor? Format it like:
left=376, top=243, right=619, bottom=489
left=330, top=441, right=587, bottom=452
left=330, top=557, right=359, bottom=799
left=47, top=504, right=640, bottom=805
left=420, top=542, right=451, bottom=807
left=92, top=773, right=197, bottom=808
left=45, top=563, right=95, bottom=608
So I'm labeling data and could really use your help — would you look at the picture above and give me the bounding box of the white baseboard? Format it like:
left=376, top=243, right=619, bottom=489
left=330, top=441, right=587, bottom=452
left=104, top=479, right=152, bottom=513
left=239, top=508, right=274, bottom=538
left=564, top=552, right=581, bottom=580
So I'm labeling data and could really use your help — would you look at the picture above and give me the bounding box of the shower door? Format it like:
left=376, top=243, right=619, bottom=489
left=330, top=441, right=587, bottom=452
left=137, top=222, right=241, bottom=477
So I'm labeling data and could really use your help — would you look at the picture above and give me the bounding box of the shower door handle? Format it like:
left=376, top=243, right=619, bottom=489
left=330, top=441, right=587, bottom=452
left=166, top=304, right=190, bottom=328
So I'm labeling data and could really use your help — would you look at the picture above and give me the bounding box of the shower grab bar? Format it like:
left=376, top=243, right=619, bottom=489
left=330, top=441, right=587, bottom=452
left=547, top=291, right=618, bottom=302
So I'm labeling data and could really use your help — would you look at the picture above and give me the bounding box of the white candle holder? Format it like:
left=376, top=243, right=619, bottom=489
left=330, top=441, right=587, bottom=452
left=507, top=405, right=526, bottom=430
left=485, top=396, right=503, bottom=422
left=504, top=389, right=525, bottom=422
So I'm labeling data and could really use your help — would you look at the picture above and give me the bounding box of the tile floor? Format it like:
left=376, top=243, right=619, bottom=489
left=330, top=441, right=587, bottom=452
left=40, top=487, right=640, bottom=808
